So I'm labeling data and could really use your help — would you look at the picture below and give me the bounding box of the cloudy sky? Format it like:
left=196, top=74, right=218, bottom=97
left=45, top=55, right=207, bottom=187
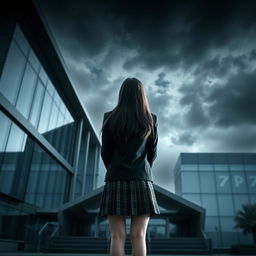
left=37, top=0, right=256, bottom=192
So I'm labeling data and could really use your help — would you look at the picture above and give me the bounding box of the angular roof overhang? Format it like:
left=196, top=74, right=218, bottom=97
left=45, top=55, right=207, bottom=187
left=58, top=184, right=206, bottom=229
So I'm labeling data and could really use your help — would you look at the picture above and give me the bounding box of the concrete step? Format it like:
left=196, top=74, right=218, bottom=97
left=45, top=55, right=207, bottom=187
left=0, top=254, right=234, bottom=256
left=44, top=236, right=211, bottom=254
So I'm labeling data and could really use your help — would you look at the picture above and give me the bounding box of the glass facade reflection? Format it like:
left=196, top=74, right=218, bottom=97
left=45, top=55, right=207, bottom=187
left=0, top=25, right=76, bottom=165
left=0, top=199, right=39, bottom=241
left=0, top=19, right=101, bottom=248
left=174, top=153, right=256, bottom=248
left=0, top=110, right=70, bottom=208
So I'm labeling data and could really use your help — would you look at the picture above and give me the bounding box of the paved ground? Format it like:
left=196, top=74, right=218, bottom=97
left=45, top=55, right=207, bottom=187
left=0, top=253, right=248, bottom=256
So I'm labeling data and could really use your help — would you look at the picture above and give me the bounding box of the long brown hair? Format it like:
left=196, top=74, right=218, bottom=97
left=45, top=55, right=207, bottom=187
left=100, top=77, right=155, bottom=141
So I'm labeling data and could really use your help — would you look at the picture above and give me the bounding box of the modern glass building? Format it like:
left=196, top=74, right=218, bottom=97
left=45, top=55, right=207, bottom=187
left=174, top=152, right=256, bottom=248
left=1, top=1, right=239, bottom=254
left=0, top=0, right=103, bottom=251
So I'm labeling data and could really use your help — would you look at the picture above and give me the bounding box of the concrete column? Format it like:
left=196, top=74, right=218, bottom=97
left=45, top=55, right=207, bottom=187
left=166, top=217, right=170, bottom=238
left=94, top=216, right=99, bottom=237
left=106, top=224, right=110, bottom=238
left=84, top=145, right=97, bottom=193
left=69, top=119, right=83, bottom=201
left=81, top=130, right=90, bottom=196
left=58, top=210, right=72, bottom=236
left=93, top=146, right=100, bottom=188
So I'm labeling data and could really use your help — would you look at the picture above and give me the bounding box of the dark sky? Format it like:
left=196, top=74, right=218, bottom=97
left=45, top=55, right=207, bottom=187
left=37, top=0, right=256, bottom=192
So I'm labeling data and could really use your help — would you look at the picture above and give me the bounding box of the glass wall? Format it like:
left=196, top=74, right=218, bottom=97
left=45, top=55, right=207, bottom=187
left=174, top=153, right=256, bottom=248
left=0, top=198, right=58, bottom=243
left=0, top=24, right=76, bottom=165
left=0, top=18, right=102, bottom=246
left=0, top=110, right=70, bottom=208
left=0, top=200, right=35, bottom=242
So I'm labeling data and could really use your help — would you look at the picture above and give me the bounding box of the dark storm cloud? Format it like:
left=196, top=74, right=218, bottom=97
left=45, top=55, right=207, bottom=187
left=66, top=57, right=111, bottom=93
left=90, top=67, right=109, bottom=82
left=154, top=72, right=172, bottom=93
left=197, top=51, right=255, bottom=79
left=185, top=99, right=209, bottom=127
left=203, top=124, right=256, bottom=151
left=205, top=70, right=256, bottom=127
left=221, top=126, right=256, bottom=150
left=249, top=49, right=256, bottom=61
left=171, top=132, right=196, bottom=146
left=37, top=0, right=256, bottom=190
left=38, top=1, right=118, bottom=59
left=178, top=75, right=210, bottom=128
left=146, top=91, right=174, bottom=132
left=40, top=0, right=256, bottom=72
left=121, top=0, right=256, bottom=72
left=178, top=50, right=256, bottom=129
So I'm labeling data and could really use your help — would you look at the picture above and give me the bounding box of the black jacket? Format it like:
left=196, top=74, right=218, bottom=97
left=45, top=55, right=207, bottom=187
left=100, top=111, right=158, bottom=183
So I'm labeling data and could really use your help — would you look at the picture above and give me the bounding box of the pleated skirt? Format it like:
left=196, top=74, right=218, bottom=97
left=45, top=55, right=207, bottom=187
left=98, top=179, right=161, bottom=218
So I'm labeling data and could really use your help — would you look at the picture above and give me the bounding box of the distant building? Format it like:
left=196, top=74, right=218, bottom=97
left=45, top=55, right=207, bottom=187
left=174, top=152, right=256, bottom=248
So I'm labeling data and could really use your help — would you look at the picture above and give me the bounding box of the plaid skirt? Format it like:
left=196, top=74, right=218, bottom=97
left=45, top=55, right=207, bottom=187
left=98, top=179, right=161, bottom=218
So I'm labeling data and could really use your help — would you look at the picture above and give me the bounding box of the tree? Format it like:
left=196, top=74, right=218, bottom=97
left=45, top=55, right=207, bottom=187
left=233, top=203, right=256, bottom=244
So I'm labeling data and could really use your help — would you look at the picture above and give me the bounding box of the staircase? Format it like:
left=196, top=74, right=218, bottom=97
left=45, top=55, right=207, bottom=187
left=45, top=236, right=211, bottom=254
left=44, top=236, right=146, bottom=254
left=150, top=237, right=212, bottom=254
left=45, top=236, right=109, bottom=254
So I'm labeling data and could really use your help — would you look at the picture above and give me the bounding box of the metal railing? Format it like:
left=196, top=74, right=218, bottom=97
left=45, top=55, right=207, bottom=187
left=37, top=222, right=59, bottom=252
left=200, top=229, right=213, bottom=253
left=200, top=228, right=208, bottom=240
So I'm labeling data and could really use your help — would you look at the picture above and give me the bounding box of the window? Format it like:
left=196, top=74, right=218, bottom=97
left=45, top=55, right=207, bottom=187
left=201, top=195, right=218, bottom=216
left=246, top=172, right=256, bottom=193
left=220, top=217, right=238, bottom=247
left=205, top=216, right=220, bottom=232
left=199, top=164, right=214, bottom=171
left=200, top=172, right=216, bottom=193
left=245, top=165, right=256, bottom=171
left=181, top=164, right=198, bottom=171
left=229, top=164, right=244, bottom=171
left=29, top=80, right=45, bottom=128
left=249, top=194, right=256, bottom=204
left=0, top=40, right=26, bottom=104
left=215, top=172, right=231, bottom=193
left=181, top=172, right=200, bottom=193
left=233, top=194, right=249, bottom=214
left=218, top=194, right=234, bottom=216
left=230, top=172, right=248, bottom=193
left=13, top=23, right=30, bottom=56
left=214, top=164, right=229, bottom=171
left=15, top=63, right=37, bottom=118
left=183, top=194, right=201, bottom=206
left=220, top=217, right=236, bottom=231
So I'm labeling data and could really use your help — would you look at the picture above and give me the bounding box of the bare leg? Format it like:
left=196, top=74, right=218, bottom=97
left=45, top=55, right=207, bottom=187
left=130, top=213, right=150, bottom=256
left=107, top=215, right=126, bottom=256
